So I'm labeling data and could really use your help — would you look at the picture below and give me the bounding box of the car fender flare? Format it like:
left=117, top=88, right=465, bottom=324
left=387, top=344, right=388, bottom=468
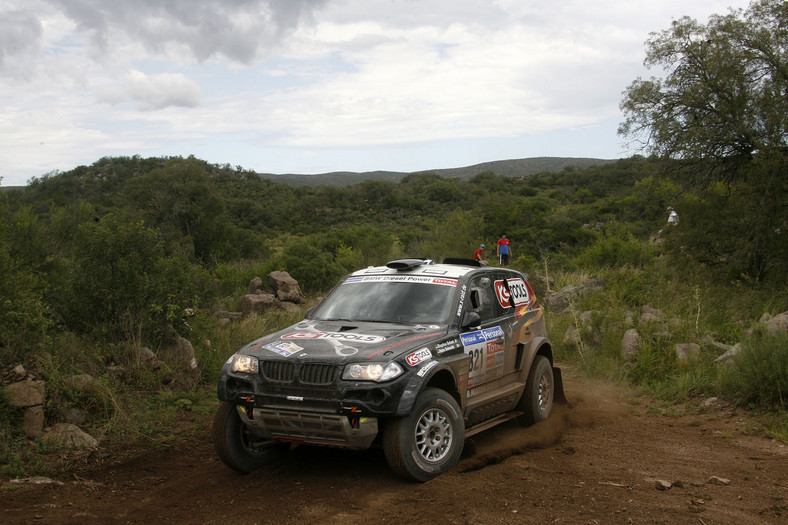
left=393, top=359, right=463, bottom=416
left=519, top=336, right=553, bottom=379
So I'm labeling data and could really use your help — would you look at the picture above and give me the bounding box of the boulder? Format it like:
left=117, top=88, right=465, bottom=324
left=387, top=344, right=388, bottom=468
left=674, top=343, right=701, bottom=364
left=621, top=328, right=639, bottom=361
left=42, top=423, right=98, bottom=449
left=23, top=405, right=45, bottom=439
left=714, top=343, right=742, bottom=365
left=4, top=380, right=45, bottom=407
left=268, top=271, right=303, bottom=304
left=240, top=293, right=279, bottom=317
left=765, top=311, right=788, bottom=336
left=248, top=276, right=264, bottom=294
left=544, top=277, right=605, bottom=311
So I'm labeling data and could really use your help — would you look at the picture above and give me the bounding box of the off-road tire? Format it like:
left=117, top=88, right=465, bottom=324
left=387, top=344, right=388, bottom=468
left=517, top=355, right=554, bottom=426
left=383, top=388, right=464, bottom=482
left=213, top=401, right=287, bottom=474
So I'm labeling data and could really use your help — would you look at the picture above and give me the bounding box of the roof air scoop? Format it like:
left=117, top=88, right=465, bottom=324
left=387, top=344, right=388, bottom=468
left=386, top=258, right=430, bottom=271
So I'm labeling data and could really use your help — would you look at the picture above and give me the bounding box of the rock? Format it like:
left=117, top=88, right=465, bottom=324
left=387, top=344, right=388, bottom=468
left=23, top=405, right=45, bottom=439
left=248, top=276, right=264, bottom=294
left=279, top=301, right=302, bottom=314
left=9, top=477, right=63, bottom=486
left=642, top=305, right=667, bottom=322
left=714, top=343, right=742, bottom=365
left=136, top=347, right=161, bottom=370
left=706, top=476, right=731, bottom=486
left=214, top=310, right=242, bottom=322
left=543, top=277, right=605, bottom=311
left=702, top=397, right=721, bottom=408
left=42, top=423, right=98, bottom=449
left=4, top=380, right=45, bottom=407
left=268, top=271, right=303, bottom=304
left=621, top=329, right=639, bottom=361
left=64, top=374, right=101, bottom=392
left=240, top=293, right=279, bottom=317
left=674, top=343, right=701, bottom=364
left=12, top=364, right=26, bottom=379
left=765, top=312, right=788, bottom=336
left=655, top=480, right=672, bottom=490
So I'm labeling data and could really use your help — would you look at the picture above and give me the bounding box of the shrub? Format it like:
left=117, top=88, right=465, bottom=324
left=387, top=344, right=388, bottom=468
left=718, top=331, right=788, bottom=410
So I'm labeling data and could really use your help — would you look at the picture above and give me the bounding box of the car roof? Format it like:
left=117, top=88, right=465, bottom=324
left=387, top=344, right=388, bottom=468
left=349, top=259, right=490, bottom=280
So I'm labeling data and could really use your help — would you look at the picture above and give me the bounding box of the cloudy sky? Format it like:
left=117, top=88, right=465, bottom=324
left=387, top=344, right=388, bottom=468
left=0, top=0, right=751, bottom=186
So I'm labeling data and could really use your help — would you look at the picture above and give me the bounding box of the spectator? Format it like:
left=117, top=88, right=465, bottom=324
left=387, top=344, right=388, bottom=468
left=497, top=233, right=511, bottom=267
left=473, top=244, right=486, bottom=263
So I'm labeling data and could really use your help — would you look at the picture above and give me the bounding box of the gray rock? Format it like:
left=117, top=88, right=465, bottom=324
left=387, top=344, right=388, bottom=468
left=621, top=328, right=639, bottom=361
left=23, top=405, right=45, bottom=439
left=268, top=271, right=303, bottom=304
left=240, top=293, right=279, bottom=317
left=4, top=380, right=45, bottom=407
left=544, top=277, right=605, bottom=311
left=42, top=423, right=98, bottom=449
left=674, top=343, right=701, bottom=364
left=706, top=476, right=731, bottom=486
left=248, top=276, right=264, bottom=294
left=765, top=311, right=788, bottom=336
left=714, top=343, right=742, bottom=365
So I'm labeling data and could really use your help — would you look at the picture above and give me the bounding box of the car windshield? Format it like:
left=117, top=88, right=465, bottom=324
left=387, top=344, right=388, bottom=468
left=313, top=279, right=456, bottom=325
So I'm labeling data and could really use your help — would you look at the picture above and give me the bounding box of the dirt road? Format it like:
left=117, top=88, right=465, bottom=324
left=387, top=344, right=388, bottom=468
left=2, top=374, right=786, bottom=524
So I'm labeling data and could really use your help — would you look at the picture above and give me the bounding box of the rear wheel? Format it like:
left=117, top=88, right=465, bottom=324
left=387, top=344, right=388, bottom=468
left=517, top=355, right=554, bottom=426
left=383, top=388, right=464, bottom=482
left=213, top=402, right=287, bottom=473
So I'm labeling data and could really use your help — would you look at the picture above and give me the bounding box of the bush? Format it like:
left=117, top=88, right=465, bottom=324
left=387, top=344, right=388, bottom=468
left=718, top=331, right=788, bottom=410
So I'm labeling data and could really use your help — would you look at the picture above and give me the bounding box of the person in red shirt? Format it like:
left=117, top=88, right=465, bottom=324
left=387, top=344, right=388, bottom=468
left=497, top=233, right=511, bottom=266
left=473, top=244, right=486, bottom=263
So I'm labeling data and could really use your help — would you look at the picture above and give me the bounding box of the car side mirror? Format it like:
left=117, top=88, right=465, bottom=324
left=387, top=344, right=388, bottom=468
left=461, top=311, right=481, bottom=331
left=305, top=307, right=315, bottom=319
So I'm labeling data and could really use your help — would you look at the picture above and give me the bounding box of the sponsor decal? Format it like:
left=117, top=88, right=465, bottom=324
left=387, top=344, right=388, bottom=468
left=461, top=325, right=505, bottom=386
left=494, top=278, right=531, bottom=309
left=262, top=341, right=303, bottom=357
left=406, top=347, right=432, bottom=366
left=282, top=331, right=385, bottom=344
left=455, top=284, right=466, bottom=318
left=342, top=275, right=457, bottom=286
left=417, top=360, right=439, bottom=377
left=434, top=338, right=462, bottom=354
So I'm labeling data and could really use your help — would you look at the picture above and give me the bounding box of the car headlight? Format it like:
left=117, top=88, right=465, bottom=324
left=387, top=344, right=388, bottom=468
left=229, top=354, right=259, bottom=374
left=342, top=362, right=403, bottom=382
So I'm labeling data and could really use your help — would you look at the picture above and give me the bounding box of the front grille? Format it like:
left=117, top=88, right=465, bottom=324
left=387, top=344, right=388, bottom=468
left=260, top=360, right=340, bottom=385
left=300, top=363, right=340, bottom=385
left=261, top=361, right=295, bottom=382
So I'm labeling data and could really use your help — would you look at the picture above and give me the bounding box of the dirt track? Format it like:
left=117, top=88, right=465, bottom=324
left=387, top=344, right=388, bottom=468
left=2, top=373, right=786, bottom=525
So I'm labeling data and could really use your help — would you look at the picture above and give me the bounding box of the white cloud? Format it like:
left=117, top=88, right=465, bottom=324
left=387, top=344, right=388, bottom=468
left=96, top=70, right=202, bottom=110
left=0, top=0, right=756, bottom=186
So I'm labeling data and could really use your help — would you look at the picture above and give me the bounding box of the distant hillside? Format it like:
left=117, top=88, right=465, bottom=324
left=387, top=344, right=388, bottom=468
left=258, top=157, right=616, bottom=186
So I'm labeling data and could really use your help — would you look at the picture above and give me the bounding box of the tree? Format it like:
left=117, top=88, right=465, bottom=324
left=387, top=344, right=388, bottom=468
left=619, top=0, right=788, bottom=281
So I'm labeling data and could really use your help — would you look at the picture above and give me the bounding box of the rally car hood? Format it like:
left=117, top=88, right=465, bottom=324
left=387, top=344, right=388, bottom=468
left=238, top=320, right=448, bottom=363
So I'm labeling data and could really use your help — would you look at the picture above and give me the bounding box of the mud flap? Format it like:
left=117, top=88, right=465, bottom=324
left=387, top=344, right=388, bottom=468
left=553, top=367, right=567, bottom=404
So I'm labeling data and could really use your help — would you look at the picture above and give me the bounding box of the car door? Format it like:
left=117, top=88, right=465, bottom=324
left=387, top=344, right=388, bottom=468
left=460, top=271, right=515, bottom=393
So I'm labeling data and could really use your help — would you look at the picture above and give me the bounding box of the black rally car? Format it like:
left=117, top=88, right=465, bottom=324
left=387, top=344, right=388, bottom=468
left=214, top=258, right=563, bottom=481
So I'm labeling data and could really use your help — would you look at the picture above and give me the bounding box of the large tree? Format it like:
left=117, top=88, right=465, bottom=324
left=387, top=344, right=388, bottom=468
left=619, top=0, right=787, bottom=281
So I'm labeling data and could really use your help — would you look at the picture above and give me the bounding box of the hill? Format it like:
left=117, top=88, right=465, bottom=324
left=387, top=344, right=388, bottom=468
left=258, top=156, right=615, bottom=186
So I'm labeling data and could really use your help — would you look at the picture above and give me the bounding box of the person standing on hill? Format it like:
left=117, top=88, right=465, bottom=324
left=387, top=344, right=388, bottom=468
left=497, top=233, right=511, bottom=267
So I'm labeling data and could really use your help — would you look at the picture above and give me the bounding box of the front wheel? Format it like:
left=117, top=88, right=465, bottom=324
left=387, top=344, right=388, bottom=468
left=517, top=355, right=554, bottom=426
left=383, top=388, right=465, bottom=482
left=213, top=402, right=287, bottom=474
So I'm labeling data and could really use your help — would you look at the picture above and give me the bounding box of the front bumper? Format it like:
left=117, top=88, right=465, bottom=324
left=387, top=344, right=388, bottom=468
left=239, top=406, right=379, bottom=450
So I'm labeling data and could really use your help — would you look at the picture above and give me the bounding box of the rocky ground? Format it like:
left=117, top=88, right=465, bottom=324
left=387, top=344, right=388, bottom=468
left=1, top=371, right=786, bottom=525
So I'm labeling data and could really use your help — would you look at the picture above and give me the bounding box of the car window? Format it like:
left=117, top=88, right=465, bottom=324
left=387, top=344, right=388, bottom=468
left=466, top=275, right=498, bottom=323
left=313, top=280, right=455, bottom=325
